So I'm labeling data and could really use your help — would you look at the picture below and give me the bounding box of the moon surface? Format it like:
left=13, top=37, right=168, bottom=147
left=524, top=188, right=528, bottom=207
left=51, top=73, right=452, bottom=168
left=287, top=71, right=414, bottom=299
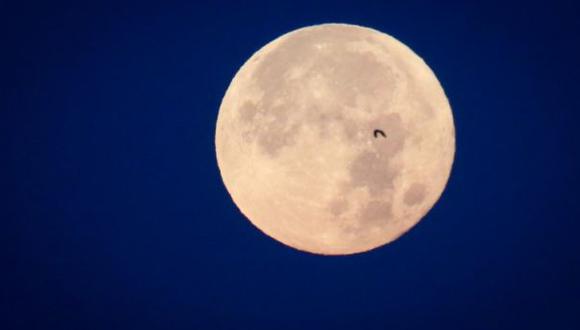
left=215, top=23, right=455, bottom=255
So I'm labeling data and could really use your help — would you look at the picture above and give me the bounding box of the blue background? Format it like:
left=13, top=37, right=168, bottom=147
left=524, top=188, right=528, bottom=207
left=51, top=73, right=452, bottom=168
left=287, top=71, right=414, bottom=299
left=2, top=1, right=579, bottom=329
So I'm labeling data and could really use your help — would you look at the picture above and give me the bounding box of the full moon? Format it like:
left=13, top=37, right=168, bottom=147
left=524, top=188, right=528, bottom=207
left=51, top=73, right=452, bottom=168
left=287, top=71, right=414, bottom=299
left=215, top=23, right=455, bottom=255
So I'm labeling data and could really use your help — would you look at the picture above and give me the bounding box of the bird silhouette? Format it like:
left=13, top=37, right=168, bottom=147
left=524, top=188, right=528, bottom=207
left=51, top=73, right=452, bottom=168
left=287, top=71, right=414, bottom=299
left=373, top=129, right=386, bottom=138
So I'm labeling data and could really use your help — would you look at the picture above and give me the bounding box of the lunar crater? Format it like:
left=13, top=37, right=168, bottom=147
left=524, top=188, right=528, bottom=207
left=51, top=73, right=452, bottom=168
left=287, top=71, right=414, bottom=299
left=404, top=183, right=427, bottom=206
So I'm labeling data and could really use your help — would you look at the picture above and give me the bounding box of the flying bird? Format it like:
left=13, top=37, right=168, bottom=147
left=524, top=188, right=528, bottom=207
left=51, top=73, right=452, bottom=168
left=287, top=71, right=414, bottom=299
left=373, top=129, right=386, bottom=138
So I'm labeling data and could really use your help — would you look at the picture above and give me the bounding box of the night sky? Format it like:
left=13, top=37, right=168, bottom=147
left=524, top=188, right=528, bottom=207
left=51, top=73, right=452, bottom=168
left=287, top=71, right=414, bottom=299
left=3, top=1, right=580, bottom=329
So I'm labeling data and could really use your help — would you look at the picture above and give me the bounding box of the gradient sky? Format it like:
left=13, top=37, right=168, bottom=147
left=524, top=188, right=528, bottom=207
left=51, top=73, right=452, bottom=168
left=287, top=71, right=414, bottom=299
left=3, top=1, right=579, bottom=329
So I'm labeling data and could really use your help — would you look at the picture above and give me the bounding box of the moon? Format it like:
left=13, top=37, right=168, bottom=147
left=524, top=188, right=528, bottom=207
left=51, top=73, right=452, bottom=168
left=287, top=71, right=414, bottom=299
left=215, top=23, right=455, bottom=255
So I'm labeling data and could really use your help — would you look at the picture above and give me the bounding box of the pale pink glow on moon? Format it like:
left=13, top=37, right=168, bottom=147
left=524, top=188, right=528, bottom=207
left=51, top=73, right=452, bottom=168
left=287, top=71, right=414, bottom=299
left=215, top=23, right=455, bottom=255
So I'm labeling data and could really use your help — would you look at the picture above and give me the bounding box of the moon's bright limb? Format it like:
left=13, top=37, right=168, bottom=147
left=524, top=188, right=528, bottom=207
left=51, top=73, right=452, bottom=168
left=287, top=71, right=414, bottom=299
left=215, top=23, right=455, bottom=255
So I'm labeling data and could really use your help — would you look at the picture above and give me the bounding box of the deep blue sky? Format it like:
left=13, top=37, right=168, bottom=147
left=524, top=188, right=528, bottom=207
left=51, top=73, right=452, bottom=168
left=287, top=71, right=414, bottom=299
left=2, top=1, right=579, bottom=329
